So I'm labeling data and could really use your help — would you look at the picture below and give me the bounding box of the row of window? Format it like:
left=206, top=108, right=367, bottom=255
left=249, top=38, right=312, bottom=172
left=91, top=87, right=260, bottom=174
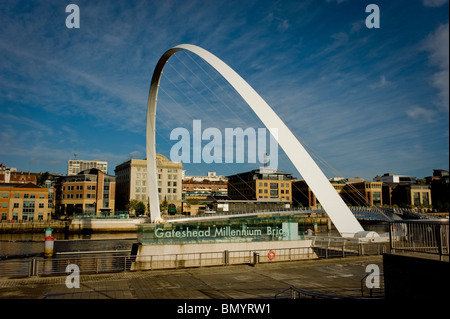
left=1, top=202, right=49, bottom=209
left=2, top=193, right=46, bottom=198
left=136, top=167, right=179, bottom=173
left=258, top=195, right=290, bottom=200
left=60, top=194, right=101, bottom=199
left=1, top=213, right=47, bottom=221
left=258, top=189, right=290, bottom=194
left=62, top=185, right=98, bottom=190
left=134, top=194, right=179, bottom=201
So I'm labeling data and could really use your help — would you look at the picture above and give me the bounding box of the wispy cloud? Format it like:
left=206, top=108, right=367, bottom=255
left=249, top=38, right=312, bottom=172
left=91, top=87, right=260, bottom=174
left=422, top=0, right=449, bottom=7
left=370, top=75, right=392, bottom=89
left=421, top=22, right=449, bottom=110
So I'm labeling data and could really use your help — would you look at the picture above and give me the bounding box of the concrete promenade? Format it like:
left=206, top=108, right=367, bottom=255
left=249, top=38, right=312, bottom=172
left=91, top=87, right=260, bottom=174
left=0, top=255, right=382, bottom=299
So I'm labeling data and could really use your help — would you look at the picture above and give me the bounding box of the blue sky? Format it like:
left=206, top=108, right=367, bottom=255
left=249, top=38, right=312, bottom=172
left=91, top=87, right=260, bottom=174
left=0, top=0, right=448, bottom=181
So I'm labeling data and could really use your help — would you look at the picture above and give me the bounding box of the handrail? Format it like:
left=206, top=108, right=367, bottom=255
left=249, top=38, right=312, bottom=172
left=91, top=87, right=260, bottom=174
left=360, top=272, right=384, bottom=297
left=274, top=285, right=383, bottom=299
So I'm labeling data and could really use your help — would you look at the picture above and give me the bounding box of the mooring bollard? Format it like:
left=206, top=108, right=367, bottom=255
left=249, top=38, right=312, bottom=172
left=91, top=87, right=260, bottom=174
left=44, top=227, right=53, bottom=237
left=253, top=252, right=259, bottom=266
left=43, top=227, right=56, bottom=257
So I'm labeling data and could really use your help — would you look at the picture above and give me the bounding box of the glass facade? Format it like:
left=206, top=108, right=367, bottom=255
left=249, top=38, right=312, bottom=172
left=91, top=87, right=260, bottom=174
left=137, top=215, right=305, bottom=245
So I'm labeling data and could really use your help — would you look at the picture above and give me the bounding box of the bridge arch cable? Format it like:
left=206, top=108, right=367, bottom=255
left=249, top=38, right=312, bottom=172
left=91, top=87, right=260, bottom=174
left=182, top=51, right=365, bottom=209
left=155, top=50, right=369, bottom=216
left=156, top=52, right=276, bottom=203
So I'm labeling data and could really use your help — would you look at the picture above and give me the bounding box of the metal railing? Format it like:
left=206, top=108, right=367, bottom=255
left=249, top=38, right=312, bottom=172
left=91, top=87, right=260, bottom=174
left=274, top=285, right=383, bottom=299
left=389, top=219, right=449, bottom=261
left=360, top=272, right=384, bottom=298
left=309, top=236, right=389, bottom=258
left=163, top=207, right=315, bottom=222
left=1, top=239, right=389, bottom=278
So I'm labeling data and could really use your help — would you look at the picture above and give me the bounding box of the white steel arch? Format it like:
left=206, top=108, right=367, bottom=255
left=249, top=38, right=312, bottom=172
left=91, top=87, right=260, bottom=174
left=146, top=44, right=365, bottom=237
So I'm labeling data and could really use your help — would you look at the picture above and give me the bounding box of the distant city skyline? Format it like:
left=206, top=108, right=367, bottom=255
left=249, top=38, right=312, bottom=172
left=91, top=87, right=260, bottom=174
left=1, top=0, right=448, bottom=181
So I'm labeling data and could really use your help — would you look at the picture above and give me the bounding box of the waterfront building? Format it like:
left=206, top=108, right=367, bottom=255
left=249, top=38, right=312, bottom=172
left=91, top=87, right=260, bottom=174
left=0, top=163, right=37, bottom=184
left=0, top=183, right=50, bottom=221
left=182, top=180, right=228, bottom=197
left=373, top=173, right=416, bottom=183
left=182, top=171, right=227, bottom=182
left=292, top=179, right=383, bottom=207
left=227, top=168, right=293, bottom=203
left=67, top=159, right=108, bottom=176
left=342, top=181, right=383, bottom=206
left=425, top=169, right=449, bottom=211
left=114, top=155, right=182, bottom=214
left=53, top=168, right=115, bottom=217
left=383, top=183, right=432, bottom=208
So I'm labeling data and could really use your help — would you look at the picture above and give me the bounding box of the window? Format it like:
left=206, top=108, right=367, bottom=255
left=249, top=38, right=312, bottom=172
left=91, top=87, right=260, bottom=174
left=14, top=203, right=19, bottom=208
left=87, top=194, right=95, bottom=199
left=14, top=193, right=19, bottom=198
left=30, top=194, right=35, bottom=198
left=373, top=192, right=381, bottom=205
left=23, top=201, right=35, bottom=213
left=39, top=194, right=45, bottom=198
left=76, top=186, right=83, bottom=190
left=2, top=203, right=7, bottom=208
left=2, top=193, right=8, bottom=198
left=39, top=203, right=44, bottom=208
left=76, top=194, right=83, bottom=199
left=423, top=192, right=430, bottom=206
left=87, top=185, right=96, bottom=190
left=413, top=192, right=420, bottom=206
left=24, top=194, right=29, bottom=198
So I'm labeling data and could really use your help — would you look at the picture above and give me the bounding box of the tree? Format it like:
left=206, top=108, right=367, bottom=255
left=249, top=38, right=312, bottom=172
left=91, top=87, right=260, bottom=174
left=160, top=197, right=169, bottom=213
left=126, top=199, right=139, bottom=214
left=136, top=202, right=146, bottom=214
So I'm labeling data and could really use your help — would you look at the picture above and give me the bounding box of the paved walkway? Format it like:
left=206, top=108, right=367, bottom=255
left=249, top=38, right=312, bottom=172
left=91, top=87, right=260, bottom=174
left=0, top=255, right=383, bottom=299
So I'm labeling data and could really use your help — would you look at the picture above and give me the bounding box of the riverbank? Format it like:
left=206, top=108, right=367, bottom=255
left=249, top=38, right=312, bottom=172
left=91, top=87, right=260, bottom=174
left=0, top=221, right=69, bottom=234
left=0, top=215, right=389, bottom=234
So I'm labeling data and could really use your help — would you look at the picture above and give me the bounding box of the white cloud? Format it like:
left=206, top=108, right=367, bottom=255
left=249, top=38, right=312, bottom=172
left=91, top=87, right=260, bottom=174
left=422, top=0, right=449, bottom=7
left=370, top=75, right=391, bottom=89
left=406, top=106, right=436, bottom=122
left=422, top=23, right=449, bottom=109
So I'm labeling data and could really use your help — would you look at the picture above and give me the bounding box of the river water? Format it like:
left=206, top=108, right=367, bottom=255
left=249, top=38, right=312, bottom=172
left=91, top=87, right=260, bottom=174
left=0, top=223, right=388, bottom=260
left=0, top=232, right=137, bottom=259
